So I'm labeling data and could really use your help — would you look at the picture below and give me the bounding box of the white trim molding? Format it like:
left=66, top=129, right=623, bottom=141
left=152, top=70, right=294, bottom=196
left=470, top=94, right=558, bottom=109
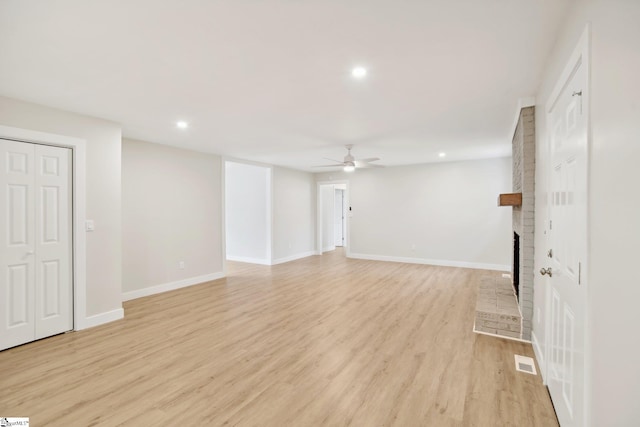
left=272, top=251, right=315, bottom=265
left=82, top=308, right=125, bottom=329
left=122, top=272, right=225, bottom=302
left=349, top=252, right=510, bottom=271
left=531, top=330, right=546, bottom=383
left=226, top=255, right=271, bottom=265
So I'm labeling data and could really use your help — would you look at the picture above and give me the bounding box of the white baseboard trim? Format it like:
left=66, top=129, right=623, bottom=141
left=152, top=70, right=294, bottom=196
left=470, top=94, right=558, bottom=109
left=531, top=330, right=546, bottom=382
left=78, top=308, right=124, bottom=330
left=226, top=255, right=271, bottom=265
left=272, top=251, right=315, bottom=265
left=322, top=245, right=336, bottom=252
left=473, top=322, right=531, bottom=344
left=348, top=252, right=510, bottom=271
left=122, top=272, right=225, bottom=302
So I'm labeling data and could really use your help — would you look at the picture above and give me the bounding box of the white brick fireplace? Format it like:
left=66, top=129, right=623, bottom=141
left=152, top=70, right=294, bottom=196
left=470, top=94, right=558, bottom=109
left=511, top=106, right=535, bottom=340
left=474, top=106, right=535, bottom=341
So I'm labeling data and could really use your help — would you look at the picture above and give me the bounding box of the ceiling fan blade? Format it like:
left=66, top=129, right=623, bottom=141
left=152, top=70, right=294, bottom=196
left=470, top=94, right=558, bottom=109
left=355, top=161, right=385, bottom=168
left=323, top=157, right=344, bottom=163
left=312, top=164, right=345, bottom=168
left=356, top=157, right=380, bottom=163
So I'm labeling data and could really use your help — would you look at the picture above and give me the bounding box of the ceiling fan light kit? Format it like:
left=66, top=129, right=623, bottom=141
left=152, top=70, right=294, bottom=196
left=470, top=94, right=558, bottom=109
left=313, top=145, right=384, bottom=172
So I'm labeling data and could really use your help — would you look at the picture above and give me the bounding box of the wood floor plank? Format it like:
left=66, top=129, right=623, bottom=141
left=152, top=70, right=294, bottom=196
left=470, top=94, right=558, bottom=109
left=0, top=249, right=557, bottom=426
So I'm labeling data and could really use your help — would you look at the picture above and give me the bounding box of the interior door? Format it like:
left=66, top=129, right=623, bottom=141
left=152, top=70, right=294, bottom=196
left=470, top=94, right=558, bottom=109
left=545, top=58, right=587, bottom=427
left=0, top=139, right=72, bottom=351
left=34, top=144, right=73, bottom=339
left=0, top=139, right=36, bottom=349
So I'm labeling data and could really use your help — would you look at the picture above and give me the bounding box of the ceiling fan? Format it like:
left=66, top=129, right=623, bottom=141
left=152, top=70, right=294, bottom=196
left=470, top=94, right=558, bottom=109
left=314, top=145, right=384, bottom=172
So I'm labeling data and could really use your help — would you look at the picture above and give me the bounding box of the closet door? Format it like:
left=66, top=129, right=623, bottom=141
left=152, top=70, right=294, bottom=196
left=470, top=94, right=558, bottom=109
left=34, top=144, right=72, bottom=339
left=0, top=139, right=72, bottom=351
left=0, top=139, right=37, bottom=350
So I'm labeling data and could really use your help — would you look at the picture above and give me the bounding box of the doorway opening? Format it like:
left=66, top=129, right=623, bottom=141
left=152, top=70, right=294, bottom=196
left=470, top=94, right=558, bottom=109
left=316, top=181, right=349, bottom=256
left=334, top=187, right=345, bottom=247
left=224, top=161, right=272, bottom=265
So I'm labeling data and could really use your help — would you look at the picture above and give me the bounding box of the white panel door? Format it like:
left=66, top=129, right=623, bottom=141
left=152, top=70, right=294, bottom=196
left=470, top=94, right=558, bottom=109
left=0, top=140, right=72, bottom=351
left=0, top=140, right=36, bottom=350
left=34, top=144, right=72, bottom=339
left=545, top=58, right=587, bottom=427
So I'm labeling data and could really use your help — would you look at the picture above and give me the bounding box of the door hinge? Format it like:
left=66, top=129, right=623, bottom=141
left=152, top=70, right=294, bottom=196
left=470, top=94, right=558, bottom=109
left=549, top=220, right=552, bottom=230
left=578, top=262, right=581, bottom=285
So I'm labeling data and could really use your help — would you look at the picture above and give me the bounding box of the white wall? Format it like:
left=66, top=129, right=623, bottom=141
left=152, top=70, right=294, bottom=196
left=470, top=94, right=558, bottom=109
left=0, top=96, right=122, bottom=321
left=272, top=166, right=315, bottom=263
left=225, top=161, right=270, bottom=264
left=534, top=0, right=640, bottom=424
left=316, top=157, right=512, bottom=269
left=122, top=139, right=223, bottom=299
left=320, top=185, right=336, bottom=252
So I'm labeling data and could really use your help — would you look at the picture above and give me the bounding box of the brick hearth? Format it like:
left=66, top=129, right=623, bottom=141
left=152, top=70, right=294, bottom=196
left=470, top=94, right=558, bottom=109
left=475, top=276, right=522, bottom=339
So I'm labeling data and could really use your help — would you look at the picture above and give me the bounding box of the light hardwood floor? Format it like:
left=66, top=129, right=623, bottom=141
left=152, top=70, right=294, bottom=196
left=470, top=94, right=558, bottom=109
left=0, top=250, right=558, bottom=426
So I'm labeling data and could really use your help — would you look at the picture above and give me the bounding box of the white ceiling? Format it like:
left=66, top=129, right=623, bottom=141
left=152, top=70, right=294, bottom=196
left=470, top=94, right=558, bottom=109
left=0, top=0, right=571, bottom=171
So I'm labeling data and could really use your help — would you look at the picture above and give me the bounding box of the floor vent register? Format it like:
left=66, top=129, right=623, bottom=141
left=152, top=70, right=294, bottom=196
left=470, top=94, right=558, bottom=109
left=514, top=355, right=537, bottom=375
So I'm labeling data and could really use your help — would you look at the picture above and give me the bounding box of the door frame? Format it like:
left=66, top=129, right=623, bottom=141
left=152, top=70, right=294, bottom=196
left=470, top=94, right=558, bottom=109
left=0, top=125, right=89, bottom=331
left=316, top=180, right=349, bottom=256
left=334, top=188, right=345, bottom=247
left=540, top=24, right=591, bottom=424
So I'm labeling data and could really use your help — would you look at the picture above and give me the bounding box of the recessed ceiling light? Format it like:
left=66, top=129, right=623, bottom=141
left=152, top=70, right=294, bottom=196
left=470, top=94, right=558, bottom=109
left=176, top=121, right=188, bottom=129
left=439, top=152, right=446, bottom=158
left=351, top=66, right=367, bottom=79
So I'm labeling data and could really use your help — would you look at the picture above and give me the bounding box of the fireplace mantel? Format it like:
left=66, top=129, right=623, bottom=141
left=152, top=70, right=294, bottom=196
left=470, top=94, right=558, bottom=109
left=498, top=192, right=522, bottom=207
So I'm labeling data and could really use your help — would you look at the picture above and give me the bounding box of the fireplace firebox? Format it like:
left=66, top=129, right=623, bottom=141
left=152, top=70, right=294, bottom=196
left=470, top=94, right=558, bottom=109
left=513, top=232, right=520, bottom=300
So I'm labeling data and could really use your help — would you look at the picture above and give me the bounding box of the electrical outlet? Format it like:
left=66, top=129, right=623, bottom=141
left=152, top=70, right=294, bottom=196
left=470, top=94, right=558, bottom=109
left=179, top=261, right=185, bottom=269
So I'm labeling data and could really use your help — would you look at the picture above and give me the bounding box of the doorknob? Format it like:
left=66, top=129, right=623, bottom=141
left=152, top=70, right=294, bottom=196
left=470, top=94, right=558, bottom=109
left=540, top=267, right=553, bottom=277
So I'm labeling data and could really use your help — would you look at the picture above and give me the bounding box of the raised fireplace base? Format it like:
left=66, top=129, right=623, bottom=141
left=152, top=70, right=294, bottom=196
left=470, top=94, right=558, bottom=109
left=474, top=276, right=522, bottom=340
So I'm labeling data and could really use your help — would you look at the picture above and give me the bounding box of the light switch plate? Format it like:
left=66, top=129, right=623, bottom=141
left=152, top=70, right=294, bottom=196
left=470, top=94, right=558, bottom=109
left=85, top=220, right=95, bottom=232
